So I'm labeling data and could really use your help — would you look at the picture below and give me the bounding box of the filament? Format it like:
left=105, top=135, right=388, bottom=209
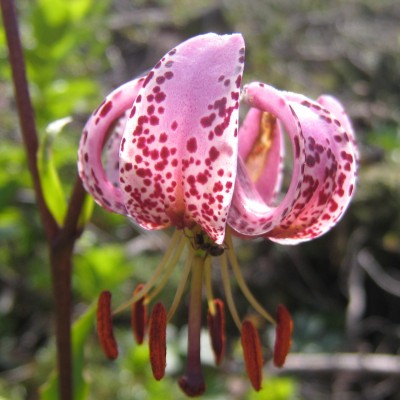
left=167, top=246, right=194, bottom=321
left=113, top=230, right=184, bottom=314
left=225, top=230, right=276, bottom=325
left=220, top=252, right=242, bottom=330
left=145, top=235, right=187, bottom=303
left=204, top=256, right=216, bottom=316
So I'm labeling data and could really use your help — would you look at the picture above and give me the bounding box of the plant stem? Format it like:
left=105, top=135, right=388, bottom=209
left=0, top=2, right=88, bottom=400
left=0, top=0, right=58, bottom=240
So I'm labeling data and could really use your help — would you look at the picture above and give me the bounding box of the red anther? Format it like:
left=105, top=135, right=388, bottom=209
left=149, top=302, right=167, bottom=380
left=207, top=299, right=226, bottom=365
left=96, top=290, right=118, bottom=360
left=131, top=283, right=147, bottom=344
left=241, top=320, right=263, bottom=391
left=273, top=304, right=293, bottom=367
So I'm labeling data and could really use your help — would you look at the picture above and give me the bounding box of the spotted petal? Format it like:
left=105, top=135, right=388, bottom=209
left=119, top=33, right=245, bottom=244
left=78, top=78, right=144, bottom=214
left=228, top=82, right=357, bottom=244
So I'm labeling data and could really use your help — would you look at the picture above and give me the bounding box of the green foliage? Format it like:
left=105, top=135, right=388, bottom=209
left=37, top=118, right=71, bottom=225
left=248, top=377, right=298, bottom=400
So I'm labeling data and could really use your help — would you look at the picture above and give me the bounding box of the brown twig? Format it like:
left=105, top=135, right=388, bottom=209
left=1, top=1, right=88, bottom=400
left=271, top=353, right=400, bottom=376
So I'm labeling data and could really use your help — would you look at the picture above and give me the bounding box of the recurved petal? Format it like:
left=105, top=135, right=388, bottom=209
left=317, top=94, right=359, bottom=164
left=103, top=110, right=129, bottom=188
left=78, top=78, right=144, bottom=214
left=228, top=83, right=357, bottom=243
left=119, top=33, right=245, bottom=244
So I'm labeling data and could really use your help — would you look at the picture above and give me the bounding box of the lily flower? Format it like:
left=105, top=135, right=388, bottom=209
left=78, top=33, right=357, bottom=396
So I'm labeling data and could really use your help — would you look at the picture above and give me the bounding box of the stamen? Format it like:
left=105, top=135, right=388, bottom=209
left=113, top=230, right=184, bottom=314
left=178, top=255, right=206, bottom=397
left=204, top=256, right=216, bottom=315
left=149, top=302, right=167, bottom=380
left=131, top=284, right=147, bottom=344
left=145, top=235, right=187, bottom=303
left=220, top=252, right=242, bottom=330
left=97, top=291, right=118, bottom=360
left=226, top=230, right=276, bottom=325
left=241, top=320, right=263, bottom=391
left=273, top=304, right=293, bottom=367
left=207, top=298, right=226, bottom=366
left=167, top=247, right=193, bottom=321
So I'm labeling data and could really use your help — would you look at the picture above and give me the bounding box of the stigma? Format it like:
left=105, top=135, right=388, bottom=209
left=96, top=227, right=293, bottom=396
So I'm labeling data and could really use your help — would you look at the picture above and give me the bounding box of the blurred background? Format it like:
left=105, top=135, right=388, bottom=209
left=1, top=0, right=400, bottom=399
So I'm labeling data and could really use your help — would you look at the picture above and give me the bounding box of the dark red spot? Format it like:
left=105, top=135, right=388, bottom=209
left=209, top=146, right=220, bottom=161
left=187, top=137, right=197, bottom=153
left=197, top=173, right=208, bottom=184
left=100, top=101, right=113, bottom=117
left=213, top=182, right=223, bottom=192
left=164, top=71, right=174, bottom=80
left=235, top=75, right=242, bottom=88
left=150, top=116, right=159, bottom=126
left=142, top=71, right=154, bottom=88
left=294, top=136, right=300, bottom=158
left=160, top=146, right=170, bottom=159
left=155, top=92, right=166, bottom=103
left=200, top=113, right=216, bottom=128
left=306, top=155, right=315, bottom=167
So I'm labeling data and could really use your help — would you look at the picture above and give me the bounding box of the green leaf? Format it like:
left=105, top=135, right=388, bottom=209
left=40, top=303, right=96, bottom=400
left=78, top=194, right=94, bottom=229
left=37, top=117, right=71, bottom=226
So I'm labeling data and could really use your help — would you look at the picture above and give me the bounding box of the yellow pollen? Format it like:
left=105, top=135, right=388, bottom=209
left=245, top=111, right=276, bottom=183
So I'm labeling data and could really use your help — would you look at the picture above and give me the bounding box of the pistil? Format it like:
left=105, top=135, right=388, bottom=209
left=178, top=254, right=206, bottom=397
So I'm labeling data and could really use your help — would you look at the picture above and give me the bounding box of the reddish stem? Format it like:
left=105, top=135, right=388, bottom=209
left=0, top=2, right=88, bottom=400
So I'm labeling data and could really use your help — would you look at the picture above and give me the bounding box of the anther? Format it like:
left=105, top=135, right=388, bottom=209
left=241, top=320, right=263, bottom=391
left=149, top=302, right=167, bottom=380
left=207, top=299, right=226, bottom=366
left=273, top=304, right=293, bottom=367
left=97, top=290, right=118, bottom=360
left=131, top=284, right=147, bottom=344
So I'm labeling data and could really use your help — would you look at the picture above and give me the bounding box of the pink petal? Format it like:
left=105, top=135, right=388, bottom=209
left=119, top=33, right=245, bottom=244
left=228, top=83, right=357, bottom=244
left=317, top=94, right=359, bottom=164
left=238, top=107, right=284, bottom=205
left=78, top=78, right=144, bottom=214
left=104, top=110, right=129, bottom=188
